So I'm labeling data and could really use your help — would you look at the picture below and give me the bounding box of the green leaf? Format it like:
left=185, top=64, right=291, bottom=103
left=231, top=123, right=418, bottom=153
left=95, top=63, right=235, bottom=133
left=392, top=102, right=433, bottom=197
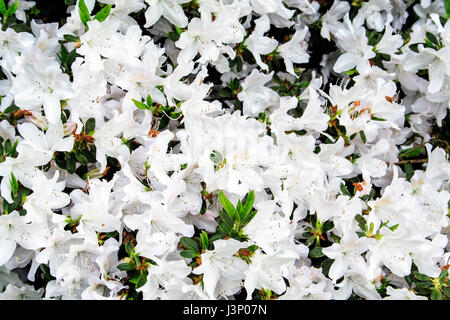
left=217, top=221, right=231, bottom=235
left=340, top=183, right=351, bottom=196
left=446, top=0, right=450, bottom=18
left=209, top=234, right=226, bottom=243
left=399, top=147, right=424, bottom=159
left=84, top=118, right=95, bottom=134
left=132, top=271, right=147, bottom=289
left=146, top=95, right=153, bottom=107
left=439, top=268, right=448, bottom=284
left=413, top=280, right=433, bottom=288
left=167, top=30, right=180, bottom=41
left=240, top=190, right=255, bottom=220
left=323, top=221, right=334, bottom=233
left=359, top=130, right=366, bottom=143
left=78, top=0, right=91, bottom=29
left=425, top=32, right=440, bottom=47
left=117, top=263, right=135, bottom=271
left=219, top=190, right=236, bottom=219
left=74, top=151, right=89, bottom=165
left=125, top=241, right=134, bottom=255
left=0, top=0, right=6, bottom=15
left=3, top=105, right=19, bottom=114
left=209, top=150, right=223, bottom=165
left=200, top=231, right=209, bottom=250
left=414, top=272, right=430, bottom=282
left=320, top=259, right=334, bottom=277
left=5, top=1, right=18, bottom=17
left=310, top=247, right=325, bottom=258
left=219, top=209, right=234, bottom=228
left=388, top=223, right=399, bottom=232
left=371, top=116, right=387, bottom=121
left=132, top=99, right=149, bottom=110
left=355, top=214, right=367, bottom=231
left=431, top=289, right=443, bottom=300
left=65, top=153, right=76, bottom=174
left=180, top=250, right=200, bottom=258
left=443, top=286, right=450, bottom=298
left=63, top=34, right=80, bottom=43
left=241, top=209, right=257, bottom=225
left=9, top=172, right=18, bottom=198
left=5, top=139, right=18, bottom=156
left=404, top=162, right=414, bottom=181
left=180, top=237, right=199, bottom=252
left=94, top=4, right=111, bottom=22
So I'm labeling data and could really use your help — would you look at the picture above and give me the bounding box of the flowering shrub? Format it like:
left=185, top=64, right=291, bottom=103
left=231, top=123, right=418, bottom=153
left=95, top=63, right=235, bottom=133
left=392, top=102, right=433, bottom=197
left=0, top=0, right=449, bottom=301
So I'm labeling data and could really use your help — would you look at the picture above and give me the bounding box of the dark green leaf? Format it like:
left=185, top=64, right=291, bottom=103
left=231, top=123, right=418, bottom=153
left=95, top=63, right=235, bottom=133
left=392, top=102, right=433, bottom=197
left=180, top=250, right=200, bottom=258
left=134, top=271, right=147, bottom=289
left=355, top=214, right=367, bottom=231
left=414, top=271, right=430, bottom=282
left=320, top=259, right=334, bottom=277
left=323, top=221, right=334, bottom=233
left=399, top=147, right=424, bottom=159
left=125, top=241, right=134, bottom=255
left=359, top=130, right=366, bottom=143
left=167, top=30, right=180, bottom=41
left=431, top=289, right=443, bottom=300
left=439, top=268, right=448, bottom=284
left=310, top=247, right=325, bottom=258
left=65, top=153, right=76, bottom=174
left=84, top=118, right=96, bottom=134
left=117, top=263, right=135, bottom=271
left=180, top=237, right=199, bottom=252
left=63, top=34, right=80, bottom=42
left=340, top=183, right=351, bottom=196
left=443, top=286, right=450, bottom=298
left=3, top=105, right=18, bottom=114
left=425, top=32, right=440, bottom=47
left=209, top=234, right=226, bottom=243
left=5, top=139, right=18, bottom=156
left=405, top=162, right=414, bottom=181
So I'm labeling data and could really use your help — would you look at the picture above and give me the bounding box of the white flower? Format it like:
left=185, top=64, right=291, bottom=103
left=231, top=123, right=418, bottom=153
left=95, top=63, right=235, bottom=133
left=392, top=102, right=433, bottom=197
left=11, top=58, right=74, bottom=124
left=278, top=26, right=310, bottom=76
left=403, top=45, right=450, bottom=94
left=192, top=238, right=249, bottom=299
left=322, top=230, right=374, bottom=282
left=237, top=69, right=279, bottom=116
left=383, top=287, right=428, bottom=300
left=333, top=14, right=376, bottom=74
left=144, top=0, right=190, bottom=28
left=243, top=15, right=278, bottom=71
left=243, top=249, right=297, bottom=299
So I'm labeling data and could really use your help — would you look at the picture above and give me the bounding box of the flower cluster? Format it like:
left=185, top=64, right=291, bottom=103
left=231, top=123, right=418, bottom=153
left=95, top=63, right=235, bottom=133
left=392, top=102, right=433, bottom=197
left=0, top=0, right=449, bottom=300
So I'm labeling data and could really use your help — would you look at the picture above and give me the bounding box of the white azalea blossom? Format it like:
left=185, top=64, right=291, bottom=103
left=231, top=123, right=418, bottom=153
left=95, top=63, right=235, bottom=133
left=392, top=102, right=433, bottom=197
left=0, top=0, right=447, bottom=302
